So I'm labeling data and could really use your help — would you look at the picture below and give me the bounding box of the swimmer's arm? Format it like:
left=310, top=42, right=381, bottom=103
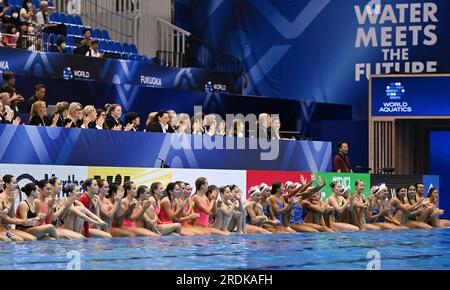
left=16, top=202, right=28, bottom=220
left=192, top=195, right=214, bottom=215
left=301, top=200, right=324, bottom=213
left=246, top=205, right=265, bottom=225
left=328, top=197, right=348, bottom=214
left=221, top=203, right=234, bottom=217
left=269, top=197, right=291, bottom=215
left=69, top=206, right=101, bottom=224
left=390, top=198, right=413, bottom=213
left=130, top=204, right=151, bottom=222
left=297, top=183, right=325, bottom=200
left=0, top=215, right=32, bottom=226
left=385, top=215, right=401, bottom=226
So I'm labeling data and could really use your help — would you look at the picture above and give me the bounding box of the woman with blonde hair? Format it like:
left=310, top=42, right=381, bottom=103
left=68, top=102, right=83, bottom=128
left=52, top=101, right=70, bottom=127
left=81, top=105, right=97, bottom=129
left=29, top=101, right=53, bottom=126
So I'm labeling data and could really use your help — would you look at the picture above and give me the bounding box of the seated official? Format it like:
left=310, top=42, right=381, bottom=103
left=51, top=36, right=66, bottom=53
left=125, top=111, right=140, bottom=132
left=146, top=110, right=174, bottom=133
left=105, top=104, right=125, bottom=130
left=28, top=101, right=51, bottom=126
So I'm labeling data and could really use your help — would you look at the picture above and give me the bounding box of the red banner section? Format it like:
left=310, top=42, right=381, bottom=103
left=246, top=171, right=312, bottom=198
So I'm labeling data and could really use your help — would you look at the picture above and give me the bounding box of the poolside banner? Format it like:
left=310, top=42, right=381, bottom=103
left=0, top=163, right=88, bottom=202
left=0, top=47, right=242, bottom=94
left=246, top=171, right=311, bottom=197
left=88, top=166, right=247, bottom=194
left=312, top=172, right=371, bottom=200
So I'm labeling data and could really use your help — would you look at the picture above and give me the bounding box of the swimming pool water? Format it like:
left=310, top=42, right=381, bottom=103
left=1, top=228, right=450, bottom=270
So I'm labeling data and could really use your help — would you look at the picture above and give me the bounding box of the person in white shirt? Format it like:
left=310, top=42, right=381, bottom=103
left=20, top=0, right=35, bottom=24
left=35, top=1, right=50, bottom=26
left=86, top=40, right=103, bottom=58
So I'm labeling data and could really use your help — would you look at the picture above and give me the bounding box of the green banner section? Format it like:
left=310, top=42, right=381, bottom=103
left=312, top=172, right=371, bottom=201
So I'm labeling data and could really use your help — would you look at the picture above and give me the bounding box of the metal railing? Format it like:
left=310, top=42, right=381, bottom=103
left=156, top=18, right=242, bottom=74
left=157, top=18, right=191, bottom=68
left=1, top=33, right=47, bottom=51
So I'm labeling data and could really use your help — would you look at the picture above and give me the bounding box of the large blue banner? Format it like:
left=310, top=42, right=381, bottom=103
left=0, top=47, right=242, bottom=94
left=176, top=0, right=450, bottom=120
left=0, top=124, right=332, bottom=172
left=371, top=75, right=450, bottom=117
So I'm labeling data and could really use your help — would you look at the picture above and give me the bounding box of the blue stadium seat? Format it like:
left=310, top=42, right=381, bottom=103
left=129, top=44, right=138, bottom=54
left=59, top=13, right=68, bottom=24
left=66, top=36, right=75, bottom=48
left=66, top=15, right=76, bottom=25
left=101, top=30, right=110, bottom=40
left=50, top=12, right=61, bottom=23
left=74, top=15, right=83, bottom=26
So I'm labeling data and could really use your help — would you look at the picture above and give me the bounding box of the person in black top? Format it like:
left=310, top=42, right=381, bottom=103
left=50, top=101, right=69, bottom=127
left=29, top=101, right=52, bottom=126
left=105, top=104, right=124, bottom=130
left=146, top=110, right=173, bottom=133
left=51, top=36, right=66, bottom=53
left=0, top=0, right=10, bottom=28
left=74, top=28, right=91, bottom=56
left=1, top=72, right=24, bottom=113
left=25, top=84, right=46, bottom=113
left=125, top=111, right=140, bottom=132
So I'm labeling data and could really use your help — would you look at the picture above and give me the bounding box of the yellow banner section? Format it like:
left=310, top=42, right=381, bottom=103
left=88, top=167, right=173, bottom=187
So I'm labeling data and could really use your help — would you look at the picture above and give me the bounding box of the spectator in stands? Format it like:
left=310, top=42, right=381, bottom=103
left=81, top=105, right=97, bottom=129
left=27, top=35, right=42, bottom=51
left=67, top=102, right=83, bottom=128
left=145, top=112, right=157, bottom=131
left=191, top=115, right=203, bottom=135
left=52, top=101, right=69, bottom=127
left=74, top=28, right=91, bottom=55
left=16, top=22, right=31, bottom=49
left=333, top=141, right=353, bottom=173
left=0, top=0, right=10, bottom=29
left=29, top=101, right=51, bottom=126
left=95, top=108, right=107, bottom=130
left=203, top=114, right=217, bottom=136
left=86, top=40, right=103, bottom=58
left=8, top=7, right=21, bottom=28
left=35, top=1, right=51, bottom=27
left=167, top=110, right=177, bottom=132
left=256, top=113, right=271, bottom=140
left=25, top=84, right=46, bottom=113
left=125, top=111, right=140, bottom=132
left=229, top=119, right=245, bottom=138
left=146, top=110, right=172, bottom=133
left=1, top=24, right=18, bottom=48
left=51, top=35, right=66, bottom=53
left=176, top=113, right=191, bottom=134
left=1, top=71, right=24, bottom=112
left=20, top=0, right=35, bottom=24
left=105, top=104, right=124, bottom=130
left=0, top=97, right=20, bottom=125
left=218, top=120, right=226, bottom=136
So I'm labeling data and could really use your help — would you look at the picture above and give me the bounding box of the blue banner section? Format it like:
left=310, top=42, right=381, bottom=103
left=0, top=47, right=242, bottom=94
left=372, top=75, right=450, bottom=117
left=0, top=125, right=332, bottom=172
left=430, top=131, right=450, bottom=218
left=176, top=0, right=450, bottom=120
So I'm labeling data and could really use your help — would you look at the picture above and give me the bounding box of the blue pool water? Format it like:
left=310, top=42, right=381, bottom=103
left=1, top=228, right=450, bottom=270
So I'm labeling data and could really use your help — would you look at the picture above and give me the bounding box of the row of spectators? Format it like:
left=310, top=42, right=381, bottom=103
left=0, top=71, right=286, bottom=139
left=1, top=0, right=102, bottom=58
